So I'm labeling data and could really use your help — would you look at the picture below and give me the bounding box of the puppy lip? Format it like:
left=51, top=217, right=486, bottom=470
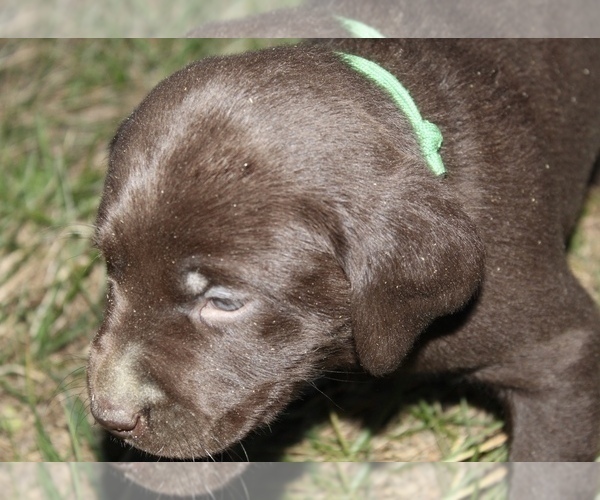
left=109, top=428, right=135, bottom=440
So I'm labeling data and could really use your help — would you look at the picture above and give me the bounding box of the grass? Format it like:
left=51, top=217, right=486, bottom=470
left=1, top=38, right=600, bottom=487
left=0, top=38, right=284, bottom=462
left=2, top=0, right=303, bottom=37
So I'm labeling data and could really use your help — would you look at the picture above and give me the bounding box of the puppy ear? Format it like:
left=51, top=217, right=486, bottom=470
left=342, top=179, right=485, bottom=376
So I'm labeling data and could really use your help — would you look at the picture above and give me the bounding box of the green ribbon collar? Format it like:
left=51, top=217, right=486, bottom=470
left=335, top=17, right=446, bottom=177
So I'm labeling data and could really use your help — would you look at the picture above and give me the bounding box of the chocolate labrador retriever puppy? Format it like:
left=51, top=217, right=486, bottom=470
left=88, top=39, right=600, bottom=465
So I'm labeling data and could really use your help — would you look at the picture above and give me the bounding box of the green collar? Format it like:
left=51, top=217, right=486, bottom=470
left=335, top=17, right=446, bottom=177
left=335, top=16, right=386, bottom=38
left=338, top=52, right=446, bottom=177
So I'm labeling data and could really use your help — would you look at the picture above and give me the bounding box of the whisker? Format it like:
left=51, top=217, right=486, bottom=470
left=239, top=442, right=250, bottom=463
left=306, top=379, right=341, bottom=410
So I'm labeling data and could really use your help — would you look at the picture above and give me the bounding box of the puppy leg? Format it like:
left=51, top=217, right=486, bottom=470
left=504, top=355, right=600, bottom=461
left=478, top=280, right=600, bottom=461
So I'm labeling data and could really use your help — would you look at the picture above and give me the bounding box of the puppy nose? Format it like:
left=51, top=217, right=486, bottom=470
left=91, top=399, right=143, bottom=437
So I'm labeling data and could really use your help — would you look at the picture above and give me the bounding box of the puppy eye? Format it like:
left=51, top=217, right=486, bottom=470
left=198, top=286, right=248, bottom=320
left=207, top=297, right=243, bottom=312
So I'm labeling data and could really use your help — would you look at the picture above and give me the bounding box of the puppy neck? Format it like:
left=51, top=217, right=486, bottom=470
left=337, top=51, right=446, bottom=178
left=334, top=16, right=446, bottom=178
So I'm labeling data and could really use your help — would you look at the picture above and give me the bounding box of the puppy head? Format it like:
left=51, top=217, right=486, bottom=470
left=88, top=45, right=484, bottom=458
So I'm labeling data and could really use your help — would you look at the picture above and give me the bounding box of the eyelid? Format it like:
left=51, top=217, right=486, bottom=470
left=204, top=286, right=237, bottom=300
left=199, top=289, right=251, bottom=320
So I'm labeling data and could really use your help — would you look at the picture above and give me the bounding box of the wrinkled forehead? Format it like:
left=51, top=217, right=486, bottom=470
left=96, top=86, right=280, bottom=240
left=94, top=142, right=319, bottom=294
left=93, top=191, right=329, bottom=303
left=93, top=52, right=351, bottom=283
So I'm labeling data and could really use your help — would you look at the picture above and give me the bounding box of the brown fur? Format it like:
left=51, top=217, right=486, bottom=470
left=187, top=0, right=600, bottom=37
left=88, top=40, right=600, bottom=465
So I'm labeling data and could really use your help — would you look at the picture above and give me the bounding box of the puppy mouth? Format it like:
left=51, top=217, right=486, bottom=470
left=109, top=379, right=310, bottom=460
left=88, top=375, right=287, bottom=459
